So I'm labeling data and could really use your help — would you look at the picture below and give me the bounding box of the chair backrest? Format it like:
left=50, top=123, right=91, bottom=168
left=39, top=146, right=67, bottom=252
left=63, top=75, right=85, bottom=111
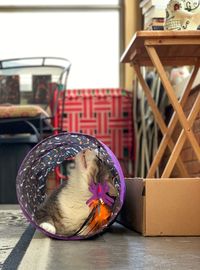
left=58, top=88, right=134, bottom=176
left=0, top=57, right=71, bottom=115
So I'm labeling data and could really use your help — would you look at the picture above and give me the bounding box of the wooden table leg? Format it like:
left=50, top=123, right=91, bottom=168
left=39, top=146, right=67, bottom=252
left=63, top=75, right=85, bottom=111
left=162, top=92, right=200, bottom=177
left=146, top=45, right=200, bottom=161
left=147, top=65, right=199, bottom=178
left=133, top=64, right=189, bottom=178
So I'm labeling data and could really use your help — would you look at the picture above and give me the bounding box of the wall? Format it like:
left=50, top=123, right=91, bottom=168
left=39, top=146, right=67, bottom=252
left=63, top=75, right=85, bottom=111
left=123, top=0, right=142, bottom=90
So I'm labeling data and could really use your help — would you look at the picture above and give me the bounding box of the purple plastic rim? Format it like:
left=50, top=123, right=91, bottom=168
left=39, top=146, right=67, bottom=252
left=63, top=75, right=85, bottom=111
left=16, top=132, right=125, bottom=240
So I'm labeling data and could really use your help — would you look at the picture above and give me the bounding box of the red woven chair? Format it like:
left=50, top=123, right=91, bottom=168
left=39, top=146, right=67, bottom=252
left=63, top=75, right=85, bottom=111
left=57, top=88, right=135, bottom=178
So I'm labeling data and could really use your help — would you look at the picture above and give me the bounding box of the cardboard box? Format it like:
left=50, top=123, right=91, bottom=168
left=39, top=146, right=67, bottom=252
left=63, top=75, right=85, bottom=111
left=118, top=178, right=200, bottom=236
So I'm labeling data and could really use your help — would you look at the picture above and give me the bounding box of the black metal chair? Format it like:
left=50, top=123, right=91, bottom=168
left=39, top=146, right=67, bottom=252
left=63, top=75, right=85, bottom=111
left=0, top=57, right=71, bottom=141
left=0, top=57, right=71, bottom=203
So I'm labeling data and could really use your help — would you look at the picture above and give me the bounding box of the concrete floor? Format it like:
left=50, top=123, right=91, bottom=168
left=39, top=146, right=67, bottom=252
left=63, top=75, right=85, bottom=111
left=1, top=205, right=200, bottom=270
left=20, top=224, right=200, bottom=270
left=0, top=205, right=28, bottom=269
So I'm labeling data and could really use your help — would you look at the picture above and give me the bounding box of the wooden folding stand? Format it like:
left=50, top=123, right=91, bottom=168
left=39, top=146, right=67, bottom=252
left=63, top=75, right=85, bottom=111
left=121, top=31, right=200, bottom=178
left=119, top=31, right=200, bottom=236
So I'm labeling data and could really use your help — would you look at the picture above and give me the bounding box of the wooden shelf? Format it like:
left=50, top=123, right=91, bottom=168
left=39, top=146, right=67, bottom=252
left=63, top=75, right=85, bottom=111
left=121, top=30, right=200, bottom=66
left=121, top=30, right=200, bottom=178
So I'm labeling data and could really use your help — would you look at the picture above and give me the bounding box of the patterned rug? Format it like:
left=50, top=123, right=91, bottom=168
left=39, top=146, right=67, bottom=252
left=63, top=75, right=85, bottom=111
left=0, top=207, right=28, bottom=269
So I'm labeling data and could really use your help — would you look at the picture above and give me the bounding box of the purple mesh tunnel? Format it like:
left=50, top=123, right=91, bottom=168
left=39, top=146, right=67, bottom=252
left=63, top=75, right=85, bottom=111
left=16, top=132, right=125, bottom=240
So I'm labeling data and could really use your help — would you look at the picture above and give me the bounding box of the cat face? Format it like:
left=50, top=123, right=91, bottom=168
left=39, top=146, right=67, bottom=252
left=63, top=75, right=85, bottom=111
left=75, top=149, right=98, bottom=172
left=95, top=155, right=119, bottom=197
left=74, top=149, right=118, bottom=197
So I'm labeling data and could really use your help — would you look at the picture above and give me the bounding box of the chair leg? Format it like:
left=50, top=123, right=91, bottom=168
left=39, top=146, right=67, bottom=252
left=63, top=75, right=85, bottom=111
left=146, top=45, right=200, bottom=161
left=133, top=64, right=189, bottom=178
left=147, top=65, right=199, bottom=177
left=162, top=92, right=200, bottom=177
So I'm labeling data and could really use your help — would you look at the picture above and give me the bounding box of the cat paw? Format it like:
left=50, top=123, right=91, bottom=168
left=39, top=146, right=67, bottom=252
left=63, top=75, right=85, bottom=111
left=39, top=222, right=56, bottom=234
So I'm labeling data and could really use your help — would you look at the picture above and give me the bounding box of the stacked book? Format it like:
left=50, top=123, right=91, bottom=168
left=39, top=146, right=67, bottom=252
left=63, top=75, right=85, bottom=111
left=140, top=0, right=167, bottom=30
